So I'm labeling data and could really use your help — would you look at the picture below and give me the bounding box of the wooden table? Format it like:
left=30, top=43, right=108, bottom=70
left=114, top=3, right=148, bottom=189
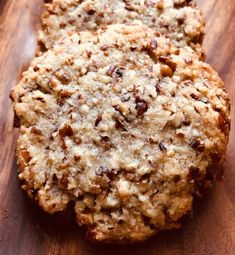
left=0, top=1, right=234, bottom=254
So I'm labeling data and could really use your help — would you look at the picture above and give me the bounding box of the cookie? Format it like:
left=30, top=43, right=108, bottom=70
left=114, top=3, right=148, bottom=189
left=11, top=24, right=230, bottom=242
left=38, top=0, right=205, bottom=55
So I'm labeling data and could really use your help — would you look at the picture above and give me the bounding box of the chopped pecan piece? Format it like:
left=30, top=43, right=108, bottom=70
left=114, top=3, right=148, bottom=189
left=20, top=150, right=32, bottom=163
left=87, top=9, right=96, bottom=15
left=189, top=138, right=205, bottom=152
left=159, top=142, right=167, bottom=152
left=135, top=97, right=148, bottom=116
left=33, top=66, right=40, bottom=72
left=100, top=135, right=110, bottom=143
left=115, top=68, right=124, bottom=77
left=31, top=127, right=42, bottom=135
left=95, top=115, right=102, bottom=127
left=115, top=118, right=127, bottom=131
left=74, top=155, right=81, bottom=161
left=107, top=65, right=116, bottom=76
left=59, top=124, right=73, bottom=137
left=150, top=38, right=158, bottom=49
left=190, top=93, right=200, bottom=100
left=155, top=82, right=162, bottom=93
left=159, top=56, right=177, bottom=73
left=55, top=70, right=71, bottom=85
left=59, top=90, right=75, bottom=98
left=96, top=167, right=115, bottom=180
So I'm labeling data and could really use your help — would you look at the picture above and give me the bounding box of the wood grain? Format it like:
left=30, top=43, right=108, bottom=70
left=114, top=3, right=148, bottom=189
left=0, top=1, right=235, bottom=254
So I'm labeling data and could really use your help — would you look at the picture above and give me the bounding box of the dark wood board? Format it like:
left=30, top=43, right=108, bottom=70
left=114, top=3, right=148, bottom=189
left=0, top=1, right=234, bottom=254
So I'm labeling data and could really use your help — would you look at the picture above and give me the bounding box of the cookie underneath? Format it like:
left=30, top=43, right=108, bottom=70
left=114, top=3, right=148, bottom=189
left=38, top=0, right=205, bottom=56
left=11, top=24, right=230, bottom=242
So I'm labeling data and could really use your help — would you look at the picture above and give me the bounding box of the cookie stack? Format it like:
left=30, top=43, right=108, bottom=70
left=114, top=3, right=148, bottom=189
left=11, top=0, right=230, bottom=242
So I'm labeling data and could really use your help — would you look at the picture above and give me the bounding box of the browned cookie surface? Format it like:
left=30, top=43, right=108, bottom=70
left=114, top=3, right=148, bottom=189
left=11, top=24, right=230, bottom=242
left=38, top=0, right=204, bottom=55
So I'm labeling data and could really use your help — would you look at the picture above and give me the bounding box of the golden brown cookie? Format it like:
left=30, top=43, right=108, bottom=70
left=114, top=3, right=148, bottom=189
left=11, top=24, right=230, bottom=242
left=38, top=0, right=205, bottom=56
